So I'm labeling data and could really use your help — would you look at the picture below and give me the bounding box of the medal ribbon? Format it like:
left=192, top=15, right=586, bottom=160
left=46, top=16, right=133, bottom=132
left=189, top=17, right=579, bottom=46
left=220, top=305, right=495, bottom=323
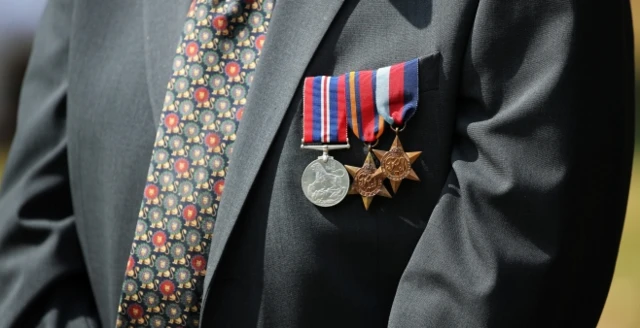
left=303, top=75, right=348, bottom=144
left=345, top=70, right=385, bottom=143
left=374, top=58, right=419, bottom=127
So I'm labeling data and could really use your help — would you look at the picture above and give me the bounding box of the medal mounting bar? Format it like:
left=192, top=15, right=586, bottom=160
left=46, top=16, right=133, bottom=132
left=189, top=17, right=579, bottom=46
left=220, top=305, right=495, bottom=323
left=300, top=141, right=350, bottom=162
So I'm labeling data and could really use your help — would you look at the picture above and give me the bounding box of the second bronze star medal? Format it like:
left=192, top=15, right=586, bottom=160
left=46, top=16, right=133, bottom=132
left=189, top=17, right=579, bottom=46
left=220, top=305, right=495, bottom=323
left=372, top=58, right=422, bottom=193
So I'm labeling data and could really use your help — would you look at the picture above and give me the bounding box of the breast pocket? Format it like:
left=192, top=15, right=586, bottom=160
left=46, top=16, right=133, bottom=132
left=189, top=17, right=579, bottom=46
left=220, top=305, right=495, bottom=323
left=418, top=52, right=441, bottom=93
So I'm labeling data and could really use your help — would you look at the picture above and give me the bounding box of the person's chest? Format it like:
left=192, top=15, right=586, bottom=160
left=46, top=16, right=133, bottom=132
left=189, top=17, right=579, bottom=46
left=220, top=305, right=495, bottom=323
left=61, top=0, right=477, bottom=326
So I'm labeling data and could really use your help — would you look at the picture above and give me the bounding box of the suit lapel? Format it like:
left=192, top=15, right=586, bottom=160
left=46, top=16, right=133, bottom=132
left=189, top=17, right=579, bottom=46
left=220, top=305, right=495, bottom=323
left=142, top=0, right=191, bottom=126
left=202, top=0, right=345, bottom=296
left=142, top=0, right=346, bottom=305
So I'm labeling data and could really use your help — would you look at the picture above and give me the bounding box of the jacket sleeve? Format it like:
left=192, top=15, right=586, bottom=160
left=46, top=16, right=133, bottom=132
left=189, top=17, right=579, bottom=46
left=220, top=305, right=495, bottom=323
left=0, top=0, right=100, bottom=327
left=388, top=1, right=635, bottom=327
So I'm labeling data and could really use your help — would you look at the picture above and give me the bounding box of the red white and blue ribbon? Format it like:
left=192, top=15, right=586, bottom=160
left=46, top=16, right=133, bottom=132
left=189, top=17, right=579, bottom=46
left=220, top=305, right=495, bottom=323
left=302, top=75, right=348, bottom=144
left=303, top=58, right=418, bottom=144
left=374, top=58, right=419, bottom=127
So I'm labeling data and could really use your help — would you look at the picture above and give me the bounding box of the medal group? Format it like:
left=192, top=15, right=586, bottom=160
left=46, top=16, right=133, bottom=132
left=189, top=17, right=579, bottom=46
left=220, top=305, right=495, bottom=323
left=300, top=58, right=421, bottom=210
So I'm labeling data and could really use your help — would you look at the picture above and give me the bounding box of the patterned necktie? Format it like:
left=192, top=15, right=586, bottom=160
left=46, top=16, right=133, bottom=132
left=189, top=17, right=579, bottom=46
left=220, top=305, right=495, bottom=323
left=115, top=1, right=274, bottom=327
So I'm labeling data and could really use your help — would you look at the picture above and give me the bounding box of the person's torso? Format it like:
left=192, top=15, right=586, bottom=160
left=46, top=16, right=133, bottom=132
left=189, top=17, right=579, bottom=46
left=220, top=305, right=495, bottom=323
left=63, top=0, right=476, bottom=326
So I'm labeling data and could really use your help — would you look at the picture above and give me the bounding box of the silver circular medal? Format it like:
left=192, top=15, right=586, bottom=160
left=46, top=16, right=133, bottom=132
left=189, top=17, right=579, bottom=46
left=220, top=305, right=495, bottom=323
left=301, top=156, right=350, bottom=207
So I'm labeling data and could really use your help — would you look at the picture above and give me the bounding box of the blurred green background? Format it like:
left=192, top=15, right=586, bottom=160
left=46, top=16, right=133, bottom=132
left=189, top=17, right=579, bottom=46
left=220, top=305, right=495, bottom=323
left=0, top=1, right=638, bottom=327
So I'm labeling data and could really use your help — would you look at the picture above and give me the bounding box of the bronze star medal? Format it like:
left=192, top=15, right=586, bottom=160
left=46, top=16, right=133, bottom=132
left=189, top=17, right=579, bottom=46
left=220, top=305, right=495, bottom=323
left=342, top=68, right=391, bottom=210
left=371, top=58, right=422, bottom=193
left=345, top=152, right=392, bottom=210
left=373, top=133, right=421, bottom=193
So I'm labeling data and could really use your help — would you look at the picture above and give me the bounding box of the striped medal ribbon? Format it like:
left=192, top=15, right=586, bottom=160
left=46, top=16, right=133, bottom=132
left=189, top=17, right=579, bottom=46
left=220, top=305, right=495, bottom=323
left=300, top=75, right=351, bottom=207
left=342, top=69, right=392, bottom=210
left=371, top=58, right=422, bottom=194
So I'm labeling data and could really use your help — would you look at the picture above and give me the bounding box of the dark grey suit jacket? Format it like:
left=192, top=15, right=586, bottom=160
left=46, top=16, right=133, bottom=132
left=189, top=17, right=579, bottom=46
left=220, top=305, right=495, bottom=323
left=0, top=0, right=634, bottom=327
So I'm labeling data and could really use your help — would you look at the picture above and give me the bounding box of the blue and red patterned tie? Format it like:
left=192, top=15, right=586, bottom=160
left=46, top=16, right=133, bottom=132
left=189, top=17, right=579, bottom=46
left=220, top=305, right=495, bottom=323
left=115, top=1, right=274, bottom=327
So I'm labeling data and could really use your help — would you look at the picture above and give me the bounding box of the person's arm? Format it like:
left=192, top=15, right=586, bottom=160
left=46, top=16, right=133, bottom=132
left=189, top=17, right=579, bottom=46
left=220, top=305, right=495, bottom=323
left=0, top=0, right=100, bottom=326
left=388, top=1, right=634, bottom=327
